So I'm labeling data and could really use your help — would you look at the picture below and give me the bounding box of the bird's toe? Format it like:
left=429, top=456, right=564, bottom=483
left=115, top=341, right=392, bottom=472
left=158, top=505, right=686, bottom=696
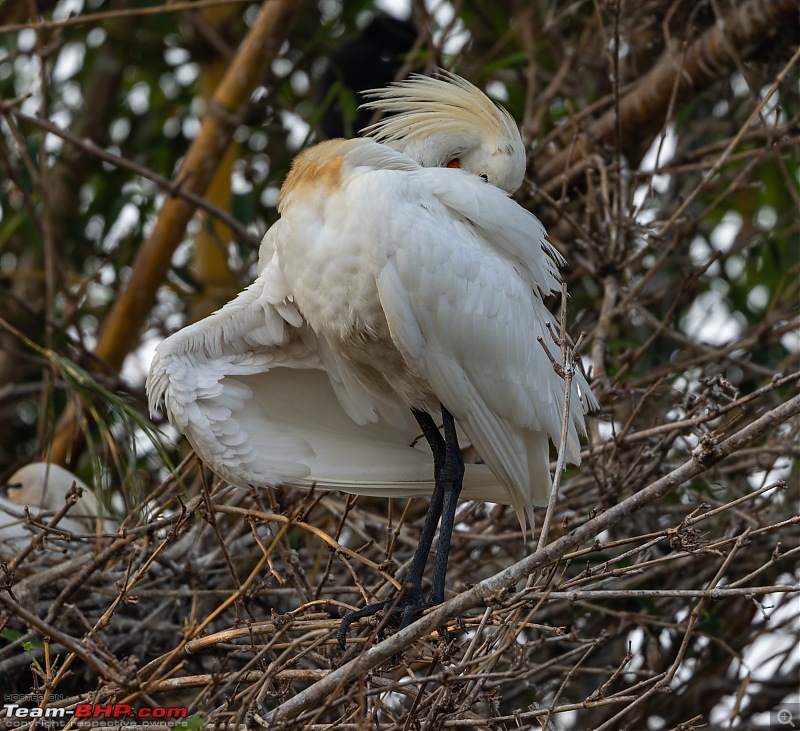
left=338, top=586, right=436, bottom=649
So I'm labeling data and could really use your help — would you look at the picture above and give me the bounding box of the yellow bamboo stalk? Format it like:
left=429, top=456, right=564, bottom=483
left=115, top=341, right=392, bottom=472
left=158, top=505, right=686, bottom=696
left=188, top=0, right=247, bottom=319
left=49, top=0, right=301, bottom=465
left=189, top=57, right=240, bottom=322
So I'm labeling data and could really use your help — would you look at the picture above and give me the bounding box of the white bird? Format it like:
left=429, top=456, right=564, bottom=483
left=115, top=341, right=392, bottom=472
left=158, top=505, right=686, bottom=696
left=0, top=462, right=106, bottom=542
left=147, top=71, right=596, bottom=645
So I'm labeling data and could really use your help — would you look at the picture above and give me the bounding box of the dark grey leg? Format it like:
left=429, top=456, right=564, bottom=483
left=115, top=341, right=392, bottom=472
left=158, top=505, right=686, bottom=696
left=425, top=405, right=464, bottom=606
left=337, top=405, right=463, bottom=649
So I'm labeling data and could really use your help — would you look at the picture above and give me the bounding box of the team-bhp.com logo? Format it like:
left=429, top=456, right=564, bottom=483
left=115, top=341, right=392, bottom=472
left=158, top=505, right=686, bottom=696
left=3, top=701, right=190, bottom=726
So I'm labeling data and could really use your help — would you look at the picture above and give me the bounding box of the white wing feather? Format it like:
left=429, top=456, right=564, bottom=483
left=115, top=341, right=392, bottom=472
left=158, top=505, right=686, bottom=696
left=146, top=239, right=506, bottom=503
left=339, top=161, right=595, bottom=531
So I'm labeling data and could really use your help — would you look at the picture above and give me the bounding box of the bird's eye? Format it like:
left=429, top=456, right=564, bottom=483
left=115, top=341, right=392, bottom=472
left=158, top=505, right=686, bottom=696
left=479, top=173, right=489, bottom=182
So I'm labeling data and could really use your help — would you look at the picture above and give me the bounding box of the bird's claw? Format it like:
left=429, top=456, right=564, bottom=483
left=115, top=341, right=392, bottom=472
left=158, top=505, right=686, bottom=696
left=337, top=590, right=434, bottom=650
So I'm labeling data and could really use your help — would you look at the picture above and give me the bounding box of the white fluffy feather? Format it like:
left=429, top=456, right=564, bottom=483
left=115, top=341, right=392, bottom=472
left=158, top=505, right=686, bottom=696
left=146, top=73, right=597, bottom=533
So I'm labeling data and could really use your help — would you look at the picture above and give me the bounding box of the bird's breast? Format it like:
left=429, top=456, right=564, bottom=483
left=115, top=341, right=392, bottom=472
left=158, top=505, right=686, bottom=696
left=274, top=190, right=435, bottom=412
left=276, top=205, right=381, bottom=339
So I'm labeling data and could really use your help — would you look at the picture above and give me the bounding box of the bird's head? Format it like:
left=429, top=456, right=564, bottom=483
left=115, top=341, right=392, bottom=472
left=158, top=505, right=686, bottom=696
left=361, top=70, right=526, bottom=194
left=5, top=462, right=97, bottom=513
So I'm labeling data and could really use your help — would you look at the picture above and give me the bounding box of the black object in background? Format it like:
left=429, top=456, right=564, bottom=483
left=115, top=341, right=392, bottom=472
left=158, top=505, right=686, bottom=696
left=318, top=14, right=417, bottom=139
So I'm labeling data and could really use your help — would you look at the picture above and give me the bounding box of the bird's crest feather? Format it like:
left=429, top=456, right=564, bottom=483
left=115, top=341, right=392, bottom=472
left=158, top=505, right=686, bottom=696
left=361, top=70, right=517, bottom=148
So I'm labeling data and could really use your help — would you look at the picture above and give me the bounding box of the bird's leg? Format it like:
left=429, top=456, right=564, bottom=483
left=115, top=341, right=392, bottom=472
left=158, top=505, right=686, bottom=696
left=396, top=405, right=464, bottom=631
left=426, top=405, right=464, bottom=606
left=401, top=408, right=446, bottom=597
left=337, top=408, right=448, bottom=649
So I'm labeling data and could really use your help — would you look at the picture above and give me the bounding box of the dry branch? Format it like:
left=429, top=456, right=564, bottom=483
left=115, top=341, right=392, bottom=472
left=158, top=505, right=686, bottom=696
left=261, top=391, right=800, bottom=727
left=535, top=0, right=799, bottom=190
left=0, top=0, right=255, bottom=33
left=0, top=106, right=259, bottom=248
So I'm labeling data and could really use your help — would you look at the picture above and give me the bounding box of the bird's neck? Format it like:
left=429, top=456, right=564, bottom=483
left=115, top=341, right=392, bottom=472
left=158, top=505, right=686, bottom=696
left=391, top=135, right=471, bottom=169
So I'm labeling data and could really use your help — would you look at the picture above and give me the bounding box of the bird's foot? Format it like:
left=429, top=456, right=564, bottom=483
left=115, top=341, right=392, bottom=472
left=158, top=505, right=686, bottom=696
left=337, top=588, right=434, bottom=650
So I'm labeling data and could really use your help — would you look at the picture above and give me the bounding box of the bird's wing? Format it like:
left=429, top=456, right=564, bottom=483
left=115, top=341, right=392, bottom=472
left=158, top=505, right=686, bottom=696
left=240, top=367, right=504, bottom=502
left=147, top=228, right=506, bottom=503
left=365, top=166, right=596, bottom=530
left=147, top=246, right=319, bottom=486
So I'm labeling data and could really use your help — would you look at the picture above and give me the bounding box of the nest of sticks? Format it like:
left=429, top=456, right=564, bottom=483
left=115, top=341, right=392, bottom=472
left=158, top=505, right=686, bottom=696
left=1, top=367, right=796, bottom=730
